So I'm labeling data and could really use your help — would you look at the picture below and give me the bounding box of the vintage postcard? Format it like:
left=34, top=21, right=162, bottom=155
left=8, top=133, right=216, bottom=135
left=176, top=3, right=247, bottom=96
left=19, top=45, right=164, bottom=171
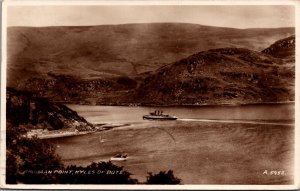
left=1, top=0, right=299, bottom=189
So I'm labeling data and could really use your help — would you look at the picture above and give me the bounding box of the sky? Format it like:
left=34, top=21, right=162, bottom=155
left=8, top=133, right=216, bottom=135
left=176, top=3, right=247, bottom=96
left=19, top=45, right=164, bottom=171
left=7, top=5, right=295, bottom=29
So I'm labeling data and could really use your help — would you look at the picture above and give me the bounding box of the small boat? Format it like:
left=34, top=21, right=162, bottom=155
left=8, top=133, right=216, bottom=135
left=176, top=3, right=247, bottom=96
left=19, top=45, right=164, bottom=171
left=143, top=110, right=177, bottom=120
left=110, top=153, right=127, bottom=161
left=99, top=137, right=105, bottom=143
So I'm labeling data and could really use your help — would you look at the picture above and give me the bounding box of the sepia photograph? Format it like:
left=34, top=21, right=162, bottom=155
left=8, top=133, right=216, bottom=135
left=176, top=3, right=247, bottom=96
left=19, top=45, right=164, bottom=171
left=1, top=0, right=299, bottom=189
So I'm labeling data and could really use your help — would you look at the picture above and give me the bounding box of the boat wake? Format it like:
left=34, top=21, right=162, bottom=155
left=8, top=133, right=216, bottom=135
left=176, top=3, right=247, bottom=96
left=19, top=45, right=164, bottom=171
left=178, top=118, right=293, bottom=126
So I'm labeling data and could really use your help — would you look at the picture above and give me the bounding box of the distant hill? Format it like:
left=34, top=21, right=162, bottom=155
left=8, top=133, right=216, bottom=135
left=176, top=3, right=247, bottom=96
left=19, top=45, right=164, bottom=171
left=262, top=35, right=295, bottom=63
left=133, top=48, right=294, bottom=105
left=7, top=23, right=294, bottom=86
left=6, top=23, right=295, bottom=105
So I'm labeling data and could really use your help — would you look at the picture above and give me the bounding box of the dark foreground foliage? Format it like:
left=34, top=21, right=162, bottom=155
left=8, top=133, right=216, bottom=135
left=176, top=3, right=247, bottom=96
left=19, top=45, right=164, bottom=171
left=6, top=122, right=63, bottom=184
left=6, top=87, right=93, bottom=131
left=146, top=170, right=181, bottom=184
left=6, top=122, right=181, bottom=184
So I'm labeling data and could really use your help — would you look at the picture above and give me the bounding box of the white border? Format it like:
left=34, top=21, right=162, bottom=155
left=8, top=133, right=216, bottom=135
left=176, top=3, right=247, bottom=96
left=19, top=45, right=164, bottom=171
left=1, top=0, right=299, bottom=190
left=1, top=0, right=7, bottom=189
left=294, top=0, right=300, bottom=189
left=0, top=0, right=298, bottom=6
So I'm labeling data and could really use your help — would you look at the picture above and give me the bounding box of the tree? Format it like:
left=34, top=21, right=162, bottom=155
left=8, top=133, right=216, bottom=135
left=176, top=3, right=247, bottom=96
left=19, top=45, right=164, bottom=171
left=6, top=123, right=181, bottom=184
left=5, top=88, right=181, bottom=184
left=146, top=170, right=181, bottom=184
left=6, top=122, right=138, bottom=184
left=6, top=122, right=63, bottom=184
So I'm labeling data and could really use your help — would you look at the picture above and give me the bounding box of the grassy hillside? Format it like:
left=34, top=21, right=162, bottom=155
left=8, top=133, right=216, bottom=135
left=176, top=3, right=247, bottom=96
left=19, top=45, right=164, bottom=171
left=6, top=23, right=295, bottom=105
left=262, top=35, right=295, bottom=63
left=7, top=23, right=294, bottom=86
left=134, top=48, right=294, bottom=105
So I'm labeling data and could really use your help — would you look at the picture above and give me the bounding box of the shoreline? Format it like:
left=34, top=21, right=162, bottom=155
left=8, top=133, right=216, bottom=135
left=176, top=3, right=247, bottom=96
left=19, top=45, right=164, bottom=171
left=30, top=123, right=131, bottom=140
left=27, top=130, right=96, bottom=140
left=63, top=101, right=295, bottom=107
left=37, top=116, right=294, bottom=140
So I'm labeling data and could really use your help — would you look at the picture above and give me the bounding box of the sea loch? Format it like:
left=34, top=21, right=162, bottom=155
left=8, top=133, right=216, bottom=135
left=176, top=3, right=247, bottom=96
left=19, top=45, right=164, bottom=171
left=47, top=103, right=294, bottom=184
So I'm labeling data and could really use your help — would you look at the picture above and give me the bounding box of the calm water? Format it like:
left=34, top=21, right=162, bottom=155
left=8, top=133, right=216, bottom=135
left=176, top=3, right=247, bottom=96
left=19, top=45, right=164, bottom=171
left=67, top=103, right=295, bottom=124
left=49, top=103, right=294, bottom=184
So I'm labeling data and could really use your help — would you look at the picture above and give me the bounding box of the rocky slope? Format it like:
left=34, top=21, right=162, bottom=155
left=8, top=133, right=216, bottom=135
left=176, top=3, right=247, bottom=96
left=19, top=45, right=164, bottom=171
left=262, top=35, right=295, bottom=63
left=15, top=73, right=137, bottom=104
left=6, top=87, right=94, bottom=131
left=133, top=48, right=294, bottom=105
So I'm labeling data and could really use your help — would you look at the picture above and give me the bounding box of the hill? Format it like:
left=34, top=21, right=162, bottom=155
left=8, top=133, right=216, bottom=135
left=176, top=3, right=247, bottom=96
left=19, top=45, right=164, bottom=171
left=7, top=23, right=293, bottom=86
left=6, top=87, right=94, bottom=130
left=6, top=23, right=295, bottom=105
left=262, top=35, right=295, bottom=63
left=133, top=47, right=294, bottom=105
